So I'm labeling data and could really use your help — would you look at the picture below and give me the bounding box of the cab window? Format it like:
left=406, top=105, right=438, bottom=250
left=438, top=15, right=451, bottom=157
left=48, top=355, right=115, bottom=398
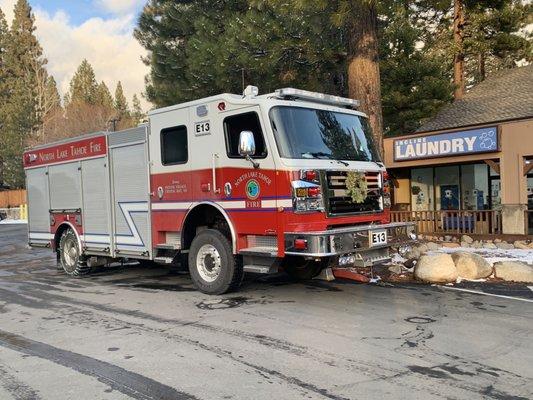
left=161, top=125, right=188, bottom=165
left=223, top=112, right=267, bottom=159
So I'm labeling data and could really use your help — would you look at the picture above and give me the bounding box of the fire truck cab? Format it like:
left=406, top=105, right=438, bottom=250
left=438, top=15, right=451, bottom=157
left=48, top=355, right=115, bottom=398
left=24, top=86, right=415, bottom=294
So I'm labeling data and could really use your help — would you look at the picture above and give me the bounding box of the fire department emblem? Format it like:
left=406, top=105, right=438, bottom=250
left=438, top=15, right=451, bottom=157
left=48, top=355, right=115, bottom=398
left=245, top=179, right=260, bottom=200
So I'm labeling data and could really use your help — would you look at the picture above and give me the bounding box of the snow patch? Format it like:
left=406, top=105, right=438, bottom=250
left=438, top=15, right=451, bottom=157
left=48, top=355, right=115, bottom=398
left=0, top=219, right=27, bottom=225
left=429, top=246, right=533, bottom=266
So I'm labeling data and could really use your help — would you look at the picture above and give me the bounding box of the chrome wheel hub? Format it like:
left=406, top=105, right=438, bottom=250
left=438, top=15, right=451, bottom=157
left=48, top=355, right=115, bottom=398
left=62, top=237, right=79, bottom=272
left=196, top=244, right=222, bottom=283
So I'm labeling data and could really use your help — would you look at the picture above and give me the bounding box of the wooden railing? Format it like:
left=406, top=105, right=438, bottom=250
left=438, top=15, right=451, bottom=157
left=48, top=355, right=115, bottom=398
left=390, top=210, right=502, bottom=235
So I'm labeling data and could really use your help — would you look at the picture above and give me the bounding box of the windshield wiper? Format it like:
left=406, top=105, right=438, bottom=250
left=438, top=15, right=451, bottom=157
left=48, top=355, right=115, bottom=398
left=333, top=159, right=349, bottom=167
left=302, top=152, right=349, bottom=166
left=302, top=151, right=330, bottom=159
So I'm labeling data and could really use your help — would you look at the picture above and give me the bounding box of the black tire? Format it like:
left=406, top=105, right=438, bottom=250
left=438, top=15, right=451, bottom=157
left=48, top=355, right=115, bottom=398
left=58, top=229, right=91, bottom=276
left=282, top=256, right=327, bottom=280
left=188, top=229, right=243, bottom=295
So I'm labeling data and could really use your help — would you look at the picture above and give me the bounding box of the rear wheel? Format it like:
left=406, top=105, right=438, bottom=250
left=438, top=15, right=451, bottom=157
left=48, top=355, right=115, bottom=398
left=282, top=256, right=327, bottom=280
left=58, top=229, right=90, bottom=276
left=188, top=229, right=243, bottom=295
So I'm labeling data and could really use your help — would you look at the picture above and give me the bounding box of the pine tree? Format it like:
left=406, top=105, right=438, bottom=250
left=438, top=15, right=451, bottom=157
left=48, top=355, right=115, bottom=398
left=45, top=76, right=61, bottom=110
left=114, top=81, right=129, bottom=118
left=464, top=0, right=531, bottom=84
left=68, top=59, right=98, bottom=105
left=96, top=81, right=114, bottom=109
left=1, top=0, right=44, bottom=187
left=380, top=2, right=454, bottom=136
left=0, top=8, right=10, bottom=185
left=131, top=94, right=144, bottom=125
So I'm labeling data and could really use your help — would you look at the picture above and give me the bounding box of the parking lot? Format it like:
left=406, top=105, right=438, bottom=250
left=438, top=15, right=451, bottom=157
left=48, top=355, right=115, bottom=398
left=0, top=224, right=532, bottom=400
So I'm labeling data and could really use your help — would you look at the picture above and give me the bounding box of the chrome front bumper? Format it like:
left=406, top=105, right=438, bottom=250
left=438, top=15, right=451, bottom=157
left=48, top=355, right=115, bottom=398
left=284, top=222, right=416, bottom=258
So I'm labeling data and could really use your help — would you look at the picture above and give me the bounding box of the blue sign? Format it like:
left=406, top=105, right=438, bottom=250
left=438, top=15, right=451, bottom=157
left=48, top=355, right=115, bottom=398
left=394, top=126, right=498, bottom=161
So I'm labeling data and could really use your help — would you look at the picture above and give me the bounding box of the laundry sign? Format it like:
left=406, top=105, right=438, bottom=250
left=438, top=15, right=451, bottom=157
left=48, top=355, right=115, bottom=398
left=394, top=126, right=498, bottom=161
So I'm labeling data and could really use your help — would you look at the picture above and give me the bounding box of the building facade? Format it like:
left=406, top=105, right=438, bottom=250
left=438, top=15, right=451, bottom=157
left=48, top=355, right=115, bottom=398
left=383, top=65, right=533, bottom=236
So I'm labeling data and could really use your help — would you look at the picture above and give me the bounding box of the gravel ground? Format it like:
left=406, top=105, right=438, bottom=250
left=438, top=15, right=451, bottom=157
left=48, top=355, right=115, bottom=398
left=0, top=224, right=532, bottom=400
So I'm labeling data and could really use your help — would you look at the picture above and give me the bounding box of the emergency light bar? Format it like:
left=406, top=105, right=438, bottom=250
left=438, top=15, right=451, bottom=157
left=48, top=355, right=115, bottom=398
left=274, top=88, right=360, bottom=109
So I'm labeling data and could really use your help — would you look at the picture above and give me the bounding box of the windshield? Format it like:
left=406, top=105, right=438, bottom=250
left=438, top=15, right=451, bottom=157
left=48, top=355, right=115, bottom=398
left=269, top=106, right=380, bottom=162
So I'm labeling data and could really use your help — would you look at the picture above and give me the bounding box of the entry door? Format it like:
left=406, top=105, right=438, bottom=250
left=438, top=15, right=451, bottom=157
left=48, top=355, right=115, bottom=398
left=109, top=137, right=151, bottom=257
left=218, top=107, right=280, bottom=237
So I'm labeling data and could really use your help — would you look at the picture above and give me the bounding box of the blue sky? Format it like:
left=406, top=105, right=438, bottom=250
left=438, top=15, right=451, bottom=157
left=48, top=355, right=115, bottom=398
left=32, top=0, right=103, bottom=25
left=29, top=0, right=145, bottom=25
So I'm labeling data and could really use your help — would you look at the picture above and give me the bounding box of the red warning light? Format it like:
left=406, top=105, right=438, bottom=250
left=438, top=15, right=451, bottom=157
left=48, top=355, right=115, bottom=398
left=217, top=102, right=226, bottom=111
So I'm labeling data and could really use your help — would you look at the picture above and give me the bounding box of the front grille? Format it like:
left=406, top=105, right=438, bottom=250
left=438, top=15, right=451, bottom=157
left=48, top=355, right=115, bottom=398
left=325, top=171, right=382, bottom=216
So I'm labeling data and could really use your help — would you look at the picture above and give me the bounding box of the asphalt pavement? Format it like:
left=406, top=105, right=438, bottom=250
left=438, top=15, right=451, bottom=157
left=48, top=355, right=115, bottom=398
left=0, top=224, right=532, bottom=400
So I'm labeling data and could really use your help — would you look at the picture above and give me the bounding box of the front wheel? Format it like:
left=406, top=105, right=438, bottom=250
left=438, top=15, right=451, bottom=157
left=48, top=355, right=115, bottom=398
left=282, top=256, right=327, bottom=280
left=58, top=228, right=91, bottom=276
left=188, top=229, right=243, bottom=295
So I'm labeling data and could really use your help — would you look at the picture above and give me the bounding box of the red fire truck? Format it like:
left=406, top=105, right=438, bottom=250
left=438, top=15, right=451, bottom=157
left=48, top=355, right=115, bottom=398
left=24, top=87, right=414, bottom=294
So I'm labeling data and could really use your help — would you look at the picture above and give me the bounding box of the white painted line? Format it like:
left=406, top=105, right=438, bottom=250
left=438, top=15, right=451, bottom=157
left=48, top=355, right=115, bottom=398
left=442, top=286, right=533, bottom=303
left=528, top=286, right=533, bottom=292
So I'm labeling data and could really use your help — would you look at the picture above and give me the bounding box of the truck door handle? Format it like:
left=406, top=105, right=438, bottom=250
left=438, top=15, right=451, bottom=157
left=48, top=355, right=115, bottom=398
left=212, top=154, right=221, bottom=194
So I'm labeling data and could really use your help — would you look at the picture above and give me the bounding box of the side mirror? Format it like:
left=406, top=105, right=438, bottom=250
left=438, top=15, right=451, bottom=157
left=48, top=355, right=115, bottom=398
left=238, top=131, right=256, bottom=157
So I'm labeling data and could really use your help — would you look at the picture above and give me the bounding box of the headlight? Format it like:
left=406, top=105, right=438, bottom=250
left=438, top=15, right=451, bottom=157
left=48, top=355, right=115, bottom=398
left=292, top=179, right=325, bottom=213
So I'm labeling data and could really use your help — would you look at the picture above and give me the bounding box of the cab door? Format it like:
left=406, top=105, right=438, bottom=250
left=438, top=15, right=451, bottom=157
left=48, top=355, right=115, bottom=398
left=217, top=107, right=280, bottom=249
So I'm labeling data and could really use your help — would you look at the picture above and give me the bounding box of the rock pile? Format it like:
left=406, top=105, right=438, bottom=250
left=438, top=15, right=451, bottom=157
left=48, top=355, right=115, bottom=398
left=409, top=251, right=533, bottom=283
left=415, top=234, right=533, bottom=250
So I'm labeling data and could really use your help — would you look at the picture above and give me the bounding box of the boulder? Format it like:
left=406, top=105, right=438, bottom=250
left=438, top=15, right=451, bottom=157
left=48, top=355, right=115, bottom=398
left=494, top=238, right=502, bottom=243
left=461, top=235, right=474, bottom=244
left=406, top=248, right=421, bottom=260
left=441, top=242, right=460, bottom=248
left=513, top=240, right=529, bottom=250
left=460, top=242, right=470, bottom=248
left=471, top=241, right=483, bottom=249
left=483, top=242, right=497, bottom=249
left=444, top=235, right=452, bottom=242
left=451, top=252, right=493, bottom=280
left=414, top=254, right=458, bottom=283
left=495, top=242, right=514, bottom=250
left=427, top=242, right=440, bottom=251
left=417, top=244, right=429, bottom=254
left=494, top=261, right=533, bottom=283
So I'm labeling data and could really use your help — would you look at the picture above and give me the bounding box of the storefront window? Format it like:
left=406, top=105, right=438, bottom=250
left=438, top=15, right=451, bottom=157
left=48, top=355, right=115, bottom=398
left=488, top=163, right=501, bottom=209
left=435, top=166, right=460, bottom=210
left=461, top=164, right=489, bottom=210
left=410, top=168, right=434, bottom=211
left=409, top=164, right=494, bottom=211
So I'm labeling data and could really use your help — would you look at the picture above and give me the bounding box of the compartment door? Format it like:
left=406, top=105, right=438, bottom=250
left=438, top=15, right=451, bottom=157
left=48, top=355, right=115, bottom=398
left=26, top=166, right=51, bottom=246
left=81, top=157, right=112, bottom=252
left=110, top=142, right=151, bottom=257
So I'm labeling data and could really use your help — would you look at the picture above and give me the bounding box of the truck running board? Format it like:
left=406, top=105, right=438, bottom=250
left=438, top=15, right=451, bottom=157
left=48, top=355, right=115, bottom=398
left=153, top=257, right=174, bottom=265
left=239, top=247, right=278, bottom=257
left=243, top=265, right=278, bottom=274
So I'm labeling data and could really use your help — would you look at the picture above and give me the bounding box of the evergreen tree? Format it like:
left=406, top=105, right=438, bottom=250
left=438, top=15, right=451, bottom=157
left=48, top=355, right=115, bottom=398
left=96, top=81, right=114, bottom=109
left=464, top=0, right=532, bottom=84
left=45, top=76, right=61, bottom=110
left=114, top=81, right=129, bottom=117
left=380, top=1, right=454, bottom=135
left=1, top=0, right=44, bottom=187
left=131, top=94, right=144, bottom=125
left=68, top=59, right=98, bottom=105
left=0, top=8, right=9, bottom=185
